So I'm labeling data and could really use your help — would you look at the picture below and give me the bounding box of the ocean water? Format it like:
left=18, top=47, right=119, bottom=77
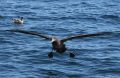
left=0, top=0, right=120, bottom=78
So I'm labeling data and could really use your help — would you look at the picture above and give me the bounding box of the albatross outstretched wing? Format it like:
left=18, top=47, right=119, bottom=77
left=61, top=32, right=112, bottom=42
left=7, top=29, right=52, bottom=40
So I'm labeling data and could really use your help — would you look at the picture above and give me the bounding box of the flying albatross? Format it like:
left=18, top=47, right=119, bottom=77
left=7, top=29, right=111, bottom=58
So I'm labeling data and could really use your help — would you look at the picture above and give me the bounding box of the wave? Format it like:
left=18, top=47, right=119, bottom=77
left=27, top=15, right=97, bottom=21
left=100, top=15, right=119, bottom=19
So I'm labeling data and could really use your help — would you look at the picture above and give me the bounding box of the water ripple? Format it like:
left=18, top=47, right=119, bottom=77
left=0, top=0, right=120, bottom=78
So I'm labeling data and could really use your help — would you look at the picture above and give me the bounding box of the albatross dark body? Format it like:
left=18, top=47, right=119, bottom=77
left=52, top=41, right=67, bottom=53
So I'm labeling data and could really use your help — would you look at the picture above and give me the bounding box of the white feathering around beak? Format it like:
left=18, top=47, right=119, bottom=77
left=51, top=38, right=56, bottom=42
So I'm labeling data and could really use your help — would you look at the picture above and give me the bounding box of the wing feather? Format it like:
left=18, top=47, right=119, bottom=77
left=61, top=32, right=112, bottom=42
left=7, top=29, right=52, bottom=40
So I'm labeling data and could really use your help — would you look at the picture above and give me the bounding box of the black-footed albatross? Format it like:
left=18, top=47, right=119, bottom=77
left=7, top=29, right=111, bottom=58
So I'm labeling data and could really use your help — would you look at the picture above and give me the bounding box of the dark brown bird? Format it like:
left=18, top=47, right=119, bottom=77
left=7, top=29, right=111, bottom=58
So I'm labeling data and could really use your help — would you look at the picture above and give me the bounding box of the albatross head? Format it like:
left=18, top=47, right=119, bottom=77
left=20, top=17, right=23, bottom=20
left=51, top=37, right=57, bottom=43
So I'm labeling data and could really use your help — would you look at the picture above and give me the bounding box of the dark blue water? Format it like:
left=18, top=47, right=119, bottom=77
left=0, top=0, right=120, bottom=78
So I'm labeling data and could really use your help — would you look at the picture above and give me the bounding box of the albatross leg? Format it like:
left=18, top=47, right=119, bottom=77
left=66, top=48, right=75, bottom=58
left=48, top=49, right=54, bottom=58
left=48, top=52, right=53, bottom=58
left=69, top=52, right=75, bottom=58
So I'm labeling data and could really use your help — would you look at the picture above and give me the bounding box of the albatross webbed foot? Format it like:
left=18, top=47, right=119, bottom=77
left=69, top=52, right=75, bottom=58
left=48, top=52, right=53, bottom=58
